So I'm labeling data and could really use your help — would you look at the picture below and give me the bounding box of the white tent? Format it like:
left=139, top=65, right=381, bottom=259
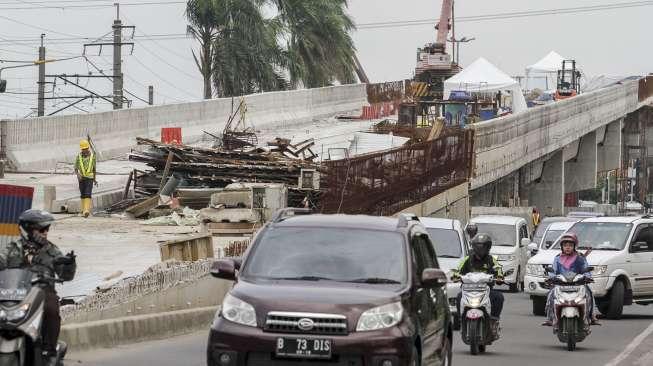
left=443, top=57, right=528, bottom=114
left=525, top=51, right=565, bottom=90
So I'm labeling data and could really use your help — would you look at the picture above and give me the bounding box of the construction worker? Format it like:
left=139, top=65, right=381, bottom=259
left=532, top=207, right=541, bottom=232
left=74, top=140, right=96, bottom=218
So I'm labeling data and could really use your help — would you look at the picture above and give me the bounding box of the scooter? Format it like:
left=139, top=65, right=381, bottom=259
left=458, top=272, right=500, bottom=355
left=545, top=266, right=594, bottom=351
left=0, top=269, right=68, bottom=366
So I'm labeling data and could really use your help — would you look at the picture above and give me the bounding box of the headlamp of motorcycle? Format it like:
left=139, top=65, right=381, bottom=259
left=2, top=303, right=30, bottom=322
left=468, top=297, right=482, bottom=308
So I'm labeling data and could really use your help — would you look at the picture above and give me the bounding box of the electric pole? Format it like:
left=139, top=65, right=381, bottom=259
left=113, top=3, right=123, bottom=109
left=37, top=34, right=45, bottom=117
left=148, top=85, right=154, bottom=105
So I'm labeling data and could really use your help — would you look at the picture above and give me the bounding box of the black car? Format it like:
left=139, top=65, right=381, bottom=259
left=208, top=209, right=453, bottom=366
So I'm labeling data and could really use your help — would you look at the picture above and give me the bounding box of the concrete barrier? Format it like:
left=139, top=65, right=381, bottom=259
left=61, top=306, right=217, bottom=351
left=2, top=84, right=366, bottom=171
left=396, top=183, right=470, bottom=224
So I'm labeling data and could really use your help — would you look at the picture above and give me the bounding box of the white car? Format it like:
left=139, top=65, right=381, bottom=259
left=526, top=216, right=653, bottom=319
left=530, top=216, right=580, bottom=250
left=538, top=221, right=577, bottom=251
left=469, top=215, right=531, bottom=292
left=421, top=217, right=468, bottom=330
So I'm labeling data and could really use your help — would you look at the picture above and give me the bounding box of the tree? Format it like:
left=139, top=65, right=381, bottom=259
left=186, top=0, right=220, bottom=99
left=187, top=0, right=358, bottom=98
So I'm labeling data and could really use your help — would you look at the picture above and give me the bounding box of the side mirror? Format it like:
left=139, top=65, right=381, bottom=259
left=528, top=242, right=538, bottom=254
left=421, top=268, right=447, bottom=288
left=633, top=241, right=649, bottom=252
left=210, top=259, right=237, bottom=281
left=545, top=240, right=553, bottom=249
left=520, top=238, right=531, bottom=248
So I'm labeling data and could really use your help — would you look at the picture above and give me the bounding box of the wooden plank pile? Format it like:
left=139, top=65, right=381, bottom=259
left=128, top=138, right=320, bottom=196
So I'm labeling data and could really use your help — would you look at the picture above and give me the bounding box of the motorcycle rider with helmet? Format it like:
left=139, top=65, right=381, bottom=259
left=0, top=210, right=76, bottom=366
left=453, top=233, right=505, bottom=332
left=542, top=232, right=599, bottom=327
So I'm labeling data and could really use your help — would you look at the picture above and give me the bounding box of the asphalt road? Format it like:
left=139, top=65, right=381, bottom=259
left=69, top=291, right=653, bottom=366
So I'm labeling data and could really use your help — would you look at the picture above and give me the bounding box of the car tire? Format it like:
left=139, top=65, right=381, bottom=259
left=532, top=296, right=546, bottom=316
left=606, top=280, right=625, bottom=320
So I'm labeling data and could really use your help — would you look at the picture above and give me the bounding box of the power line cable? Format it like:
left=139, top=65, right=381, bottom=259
left=0, top=1, right=185, bottom=10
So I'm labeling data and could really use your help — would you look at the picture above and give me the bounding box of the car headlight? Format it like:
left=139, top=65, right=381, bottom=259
left=592, top=265, right=608, bottom=277
left=526, top=264, right=545, bottom=277
left=220, top=294, right=256, bottom=327
left=497, top=255, right=516, bottom=262
left=356, top=302, right=403, bottom=332
left=4, top=303, right=29, bottom=322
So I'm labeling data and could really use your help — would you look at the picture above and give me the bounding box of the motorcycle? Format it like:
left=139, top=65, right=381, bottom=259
left=545, top=266, right=594, bottom=351
left=0, top=269, right=69, bottom=366
left=458, top=272, right=501, bottom=355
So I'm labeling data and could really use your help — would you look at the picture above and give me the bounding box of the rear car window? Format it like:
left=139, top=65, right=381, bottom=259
left=242, top=227, right=408, bottom=283
left=426, top=228, right=463, bottom=258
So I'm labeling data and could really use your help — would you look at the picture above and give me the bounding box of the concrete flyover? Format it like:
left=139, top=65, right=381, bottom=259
left=0, top=84, right=366, bottom=172
left=470, top=78, right=653, bottom=215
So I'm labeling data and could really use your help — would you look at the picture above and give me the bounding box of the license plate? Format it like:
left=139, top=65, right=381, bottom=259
left=276, top=337, right=332, bottom=359
left=560, top=286, right=580, bottom=292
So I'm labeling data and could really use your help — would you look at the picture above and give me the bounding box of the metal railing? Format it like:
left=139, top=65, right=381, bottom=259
left=319, top=129, right=474, bottom=215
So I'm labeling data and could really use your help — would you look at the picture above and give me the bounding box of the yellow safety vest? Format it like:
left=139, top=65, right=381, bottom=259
left=77, top=153, right=96, bottom=179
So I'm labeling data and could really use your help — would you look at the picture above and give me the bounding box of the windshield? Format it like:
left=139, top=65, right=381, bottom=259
left=426, top=228, right=463, bottom=258
left=0, top=269, right=33, bottom=301
left=242, top=227, right=407, bottom=284
left=541, top=230, right=564, bottom=249
left=552, top=222, right=632, bottom=250
left=473, top=223, right=515, bottom=246
left=532, top=222, right=551, bottom=245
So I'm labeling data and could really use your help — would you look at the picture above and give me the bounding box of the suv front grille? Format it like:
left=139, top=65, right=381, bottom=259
left=264, top=311, right=348, bottom=335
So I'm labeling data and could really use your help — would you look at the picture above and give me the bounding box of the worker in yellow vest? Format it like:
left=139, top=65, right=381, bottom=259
left=74, top=140, right=97, bottom=218
left=532, top=207, right=541, bottom=232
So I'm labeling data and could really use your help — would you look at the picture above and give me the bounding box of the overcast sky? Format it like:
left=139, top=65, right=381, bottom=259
left=0, top=0, right=651, bottom=118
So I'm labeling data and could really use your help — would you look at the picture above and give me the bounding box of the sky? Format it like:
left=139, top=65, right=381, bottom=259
left=0, top=0, right=651, bottom=118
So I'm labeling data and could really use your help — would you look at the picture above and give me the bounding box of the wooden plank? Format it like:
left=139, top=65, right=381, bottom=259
left=158, top=151, right=174, bottom=193
left=125, top=195, right=160, bottom=218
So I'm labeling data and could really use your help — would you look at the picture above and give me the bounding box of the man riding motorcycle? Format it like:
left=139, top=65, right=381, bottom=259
left=542, top=232, right=599, bottom=327
left=453, top=234, right=505, bottom=329
left=0, top=210, right=76, bottom=366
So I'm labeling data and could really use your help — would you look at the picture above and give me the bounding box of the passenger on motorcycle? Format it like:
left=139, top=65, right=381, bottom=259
left=0, top=210, right=76, bottom=366
left=542, top=232, right=599, bottom=327
left=453, top=234, right=505, bottom=321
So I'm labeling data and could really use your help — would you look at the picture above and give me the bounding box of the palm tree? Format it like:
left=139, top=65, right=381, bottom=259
left=274, top=0, right=357, bottom=88
left=186, top=0, right=357, bottom=98
left=186, top=0, right=219, bottom=99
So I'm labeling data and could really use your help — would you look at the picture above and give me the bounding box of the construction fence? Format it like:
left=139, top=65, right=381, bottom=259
left=366, top=80, right=405, bottom=104
left=319, top=128, right=474, bottom=216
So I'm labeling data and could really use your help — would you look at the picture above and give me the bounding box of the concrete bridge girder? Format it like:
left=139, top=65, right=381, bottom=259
left=564, top=131, right=598, bottom=193
left=597, top=118, right=623, bottom=172
left=522, top=150, right=564, bottom=216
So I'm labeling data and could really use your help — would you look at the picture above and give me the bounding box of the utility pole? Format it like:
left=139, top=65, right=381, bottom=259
left=113, top=3, right=123, bottom=110
left=148, top=85, right=154, bottom=105
left=37, top=34, right=46, bottom=117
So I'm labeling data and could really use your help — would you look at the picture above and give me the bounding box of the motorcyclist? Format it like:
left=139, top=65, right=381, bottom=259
left=542, top=232, right=599, bottom=327
left=453, top=234, right=505, bottom=329
left=0, top=210, right=76, bottom=366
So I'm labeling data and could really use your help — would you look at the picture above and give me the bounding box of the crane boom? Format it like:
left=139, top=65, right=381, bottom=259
left=436, top=0, right=453, bottom=49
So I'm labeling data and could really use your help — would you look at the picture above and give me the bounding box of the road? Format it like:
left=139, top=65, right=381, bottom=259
left=69, top=291, right=653, bottom=366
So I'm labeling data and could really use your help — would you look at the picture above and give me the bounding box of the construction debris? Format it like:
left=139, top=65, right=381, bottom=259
left=142, top=207, right=201, bottom=226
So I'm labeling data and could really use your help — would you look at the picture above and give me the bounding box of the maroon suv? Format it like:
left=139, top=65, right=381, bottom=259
left=207, top=209, right=452, bottom=366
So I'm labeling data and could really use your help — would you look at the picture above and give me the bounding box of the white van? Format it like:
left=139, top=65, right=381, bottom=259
left=468, top=216, right=531, bottom=292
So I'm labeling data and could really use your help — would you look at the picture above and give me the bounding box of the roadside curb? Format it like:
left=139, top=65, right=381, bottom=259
left=61, top=306, right=217, bottom=351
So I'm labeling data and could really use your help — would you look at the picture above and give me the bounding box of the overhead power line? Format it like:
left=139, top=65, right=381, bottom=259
left=0, top=1, right=185, bottom=10
left=356, top=1, right=653, bottom=29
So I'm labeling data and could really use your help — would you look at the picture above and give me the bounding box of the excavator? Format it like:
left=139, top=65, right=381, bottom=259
left=411, top=0, right=461, bottom=101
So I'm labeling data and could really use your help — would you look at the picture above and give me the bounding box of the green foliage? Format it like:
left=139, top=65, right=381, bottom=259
left=186, top=0, right=357, bottom=97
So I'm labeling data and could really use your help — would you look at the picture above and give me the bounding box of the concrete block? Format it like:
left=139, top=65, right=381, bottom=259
left=61, top=306, right=218, bottom=352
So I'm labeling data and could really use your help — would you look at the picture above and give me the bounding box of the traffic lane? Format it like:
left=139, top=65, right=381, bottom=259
left=68, top=292, right=653, bottom=366
left=69, top=331, right=208, bottom=366
left=453, top=290, right=653, bottom=366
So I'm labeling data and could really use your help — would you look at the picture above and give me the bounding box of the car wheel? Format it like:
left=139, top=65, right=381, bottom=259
left=532, top=296, right=546, bottom=316
left=606, top=280, right=625, bottom=320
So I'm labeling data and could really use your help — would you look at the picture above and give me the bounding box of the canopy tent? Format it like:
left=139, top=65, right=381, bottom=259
left=525, top=51, right=565, bottom=91
left=443, top=57, right=528, bottom=114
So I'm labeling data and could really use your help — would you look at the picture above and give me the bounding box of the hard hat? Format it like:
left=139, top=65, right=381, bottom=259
left=80, top=139, right=90, bottom=150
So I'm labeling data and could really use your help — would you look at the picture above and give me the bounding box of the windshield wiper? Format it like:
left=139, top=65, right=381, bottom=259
left=594, top=247, right=620, bottom=251
left=273, top=276, right=335, bottom=281
left=348, top=278, right=401, bottom=284
left=438, top=255, right=461, bottom=258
